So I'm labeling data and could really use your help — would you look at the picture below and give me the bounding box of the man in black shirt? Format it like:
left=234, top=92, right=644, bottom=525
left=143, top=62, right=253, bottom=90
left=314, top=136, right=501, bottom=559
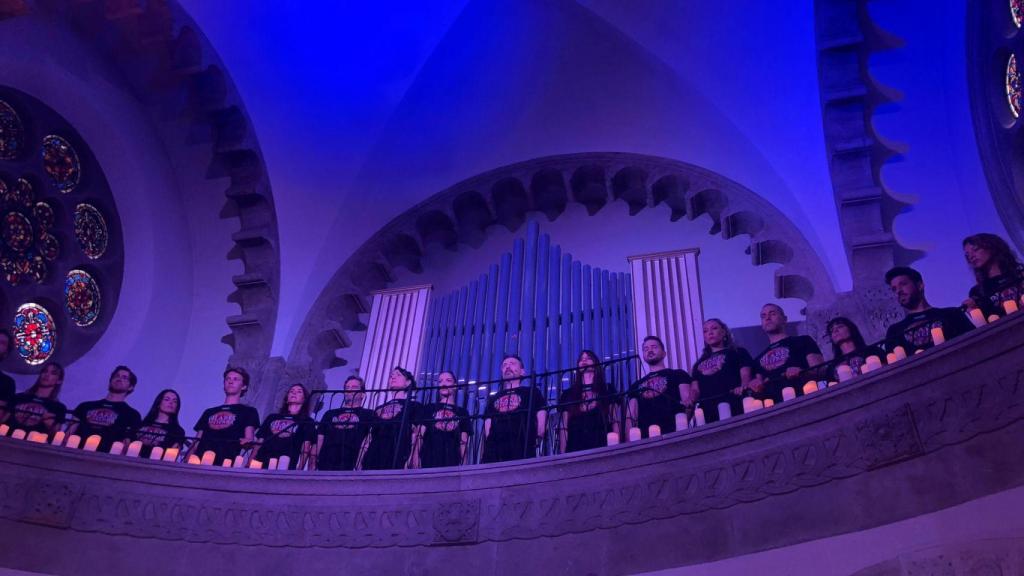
left=754, top=304, right=825, bottom=402
left=885, top=266, right=975, bottom=354
left=316, top=376, right=375, bottom=471
left=192, top=367, right=260, bottom=463
left=68, top=365, right=142, bottom=453
left=0, top=329, right=15, bottom=424
left=627, top=336, right=693, bottom=437
left=481, top=355, right=547, bottom=463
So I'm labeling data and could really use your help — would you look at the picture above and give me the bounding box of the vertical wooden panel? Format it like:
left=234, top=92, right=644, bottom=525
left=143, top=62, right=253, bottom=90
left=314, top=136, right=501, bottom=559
left=358, top=286, right=432, bottom=401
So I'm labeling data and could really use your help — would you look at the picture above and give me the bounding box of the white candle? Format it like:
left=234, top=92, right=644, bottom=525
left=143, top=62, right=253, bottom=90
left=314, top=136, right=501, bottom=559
left=802, top=381, right=818, bottom=395
left=836, top=365, right=854, bottom=382
left=988, top=314, right=1000, bottom=323
left=27, top=431, right=47, bottom=443
left=1003, top=300, right=1019, bottom=314
left=863, top=356, right=883, bottom=373
left=893, top=346, right=907, bottom=360
left=647, top=425, right=661, bottom=438
left=162, top=447, right=179, bottom=462
left=150, top=446, right=164, bottom=460
left=277, top=455, right=291, bottom=471
left=915, top=349, right=925, bottom=355
left=51, top=430, right=66, bottom=446
left=628, top=427, right=641, bottom=442
left=109, top=441, right=125, bottom=455
left=126, top=440, right=143, bottom=458
left=200, top=451, right=216, bottom=466
left=0, top=424, right=8, bottom=436
left=693, top=408, right=705, bottom=426
left=268, top=457, right=279, bottom=470
left=248, top=459, right=263, bottom=469
left=762, top=399, right=774, bottom=408
left=930, top=327, right=945, bottom=345
left=742, top=397, right=760, bottom=413
left=886, top=353, right=898, bottom=365
left=967, top=308, right=986, bottom=327
left=606, top=431, right=620, bottom=446
left=11, top=429, right=26, bottom=440
left=187, top=454, right=201, bottom=465
left=827, top=381, right=838, bottom=388
left=674, top=412, right=687, bottom=431
left=781, top=387, right=796, bottom=401
left=233, top=455, right=245, bottom=468
left=83, top=435, right=101, bottom=452
left=717, top=402, right=731, bottom=421
left=222, top=459, right=233, bottom=467
left=65, top=434, right=81, bottom=449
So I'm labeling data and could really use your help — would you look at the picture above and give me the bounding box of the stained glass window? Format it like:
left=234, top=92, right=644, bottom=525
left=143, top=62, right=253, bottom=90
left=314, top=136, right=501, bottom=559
left=1007, top=54, right=1021, bottom=119
left=73, top=203, right=108, bottom=259
left=0, top=100, right=23, bottom=160
left=64, top=269, right=101, bottom=327
left=1013, top=0, right=1023, bottom=28
left=12, top=302, right=56, bottom=365
left=41, top=135, right=81, bottom=194
left=0, top=177, right=59, bottom=286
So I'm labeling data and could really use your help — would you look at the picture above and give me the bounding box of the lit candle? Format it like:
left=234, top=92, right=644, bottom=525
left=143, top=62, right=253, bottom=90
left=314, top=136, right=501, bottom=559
left=836, top=365, right=854, bottom=382
left=268, top=457, right=279, bottom=470
left=248, top=459, right=263, bottom=469
left=781, top=387, right=796, bottom=401
left=187, top=454, right=201, bottom=465
left=674, top=412, right=687, bottom=431
left=717, top=402, right=731, bottom=421
left=83, top=435, right=101, bottom=452
left=1003, top=300, right=1019, bottom=314
left=11, top=429, right=26, bottom=440
left=51, top=430, right=66, bottom=446
left=893, top=346, right=907, bottom=360
left=0, top=424, right=9, bottom=436
left=987, top=314, right=1000, bottom=323
left=930, top=327, right=945, bottom=345
left=802, top=381, right=818, bottom=395
left=200, top=451, right=216, bottom=466
left=27, top=431, right=47, bottom=443
left=742, top=397, right=760, bottom=413
left=915, top=349, right=925, bottom=355
left=886, top=353, right=898, bottom=365
left=109, top=441, right=125, bottom=455
left=162, top=447, right=179, bottom=462
left=967, top=308, right=986, bottom=327
left=233, top=455, right=245, bottom=468
left=65, top=434, right=81, bottom=449
left=628, top=427, right=641, bottom=442
left=762, top=399, right=774, bottom=408
left=126, top=441, right=143, bottom=458
left=150, top=446, right=164, bottom=461
left=606, top=432, right=620, bottom=446
left=221, top=459, right=233, bottom=467
left=693, top=408, right=705, bottom=425
left=827, top=381, right=838, bottom=388
left=274, top=455, right=289, bottom=470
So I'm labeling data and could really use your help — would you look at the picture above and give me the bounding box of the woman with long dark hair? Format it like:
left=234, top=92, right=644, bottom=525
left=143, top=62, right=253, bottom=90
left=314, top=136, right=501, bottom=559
left=132, top=389, right=185, bottom=458
left=558, top=350, right=613, bottom=453
left=358, top=367, right=424, bottom=470
left=414, top=370, right=473, bottom=468
left=963, top=233, right=1024, bottom=318
left=826, top=317, right=886, bottom=379
left=253, top=383, right=316, bottom=470
left=7, top=362, right=66, bottom=438
left=691, top=319, right=758, bottom=423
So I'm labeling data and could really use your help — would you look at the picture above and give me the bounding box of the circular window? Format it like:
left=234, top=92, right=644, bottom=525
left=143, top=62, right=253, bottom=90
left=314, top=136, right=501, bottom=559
left=1013, top=0, right=1023, bottom=29
left=0, top=86, right=124, bottom=372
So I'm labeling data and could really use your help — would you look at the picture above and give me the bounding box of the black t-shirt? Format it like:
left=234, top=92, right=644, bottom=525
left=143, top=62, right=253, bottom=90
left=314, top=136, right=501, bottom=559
left=361, top=398, right=423, bottom=470
left=0, top=371, right=15, bottom=423
left=482, top=385, right=547, bottom=463
left=969, top=270, right=1024, bottom=319
left=133, top=419, right=186, bottom=458
left=7, top=393, right=66, bottom=435
left=692, top=348, right=755, bottom=423
left=629, top=368, right=690, bottom=437
left=317, top=406, right=376, bottom=471
left=193, top=403, right=261, bottom=462
left=420, top=402, right=474, bottom=468
left=257, top=412, right=316, bottom=469
left=558, top=388, right=610, bottom=453
left=885, top=307, right=975, bottom=355
left=755, top=335, right=822, bottom=401
left=831, top=345, right=887, bottom=380
left=72, top=399, right=142, bottom=452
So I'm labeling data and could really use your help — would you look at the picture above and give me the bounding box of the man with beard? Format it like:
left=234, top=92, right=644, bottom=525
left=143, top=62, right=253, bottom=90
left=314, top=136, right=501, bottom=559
left=315, top=376, right=376, bottom=471
left=481, top=355, right=547, bottom=463
left=885, top=266, right=974, bottom=354
left=67, top=365, right=142, bottom=453
left=753, top=304, right=825, bottom=403
left=627, top=336, right=693, bottom=438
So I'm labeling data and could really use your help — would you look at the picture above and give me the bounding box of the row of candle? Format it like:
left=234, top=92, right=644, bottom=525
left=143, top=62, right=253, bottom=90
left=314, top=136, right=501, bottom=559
left=967, top=297, right=1021, bottom=328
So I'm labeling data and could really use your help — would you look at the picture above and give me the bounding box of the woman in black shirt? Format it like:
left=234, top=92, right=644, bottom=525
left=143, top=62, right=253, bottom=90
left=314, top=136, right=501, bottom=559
left=253, top=384, right=316, bottom=470
left=826, top=317, right=886, bottom=379
left=133, top=389, right=185, bottom=458
left=414, top=371, right=473, bottom=468
left=358, top=367, right=424, bottom=470
left=692, top=319, right=757, bottom=423
left=558, top=350, right=613, bottom=453
left=962, top=233, right=1024, bottom=319
left=8, top=362, right=66, bottom=438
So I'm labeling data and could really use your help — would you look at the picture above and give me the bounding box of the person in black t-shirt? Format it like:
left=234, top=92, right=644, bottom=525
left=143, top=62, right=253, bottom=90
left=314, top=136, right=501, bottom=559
left=885, top=266, right=975, bottom=354
left=962, top=233, right=1024, bottom=319
left=316, top=375, right=375, bottom=471
left=358, top=367, right=424, bottom=470
left=68, top=365, right=142, bottom=453
left=482, top=355, right=548, bottom=463
left=558, top=350, right=614, bottom=453
left=826, top=317, right=886, bottom=379
left=692, top=319, right=759, bottom=423
left=414, top=371, right=474, bottom=468
left=191, top=366, right=260, bottom=464
left=627, top=336, right=693, bottom=438
left=133, top=389, right=186, bottom=458
left=253, top=384, right=316, bottom=470
left=0, top=329, right=15, bottom=424
left=754, top=304, right=825, bottom=402
left=8, top=362, right=66, bottom=438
